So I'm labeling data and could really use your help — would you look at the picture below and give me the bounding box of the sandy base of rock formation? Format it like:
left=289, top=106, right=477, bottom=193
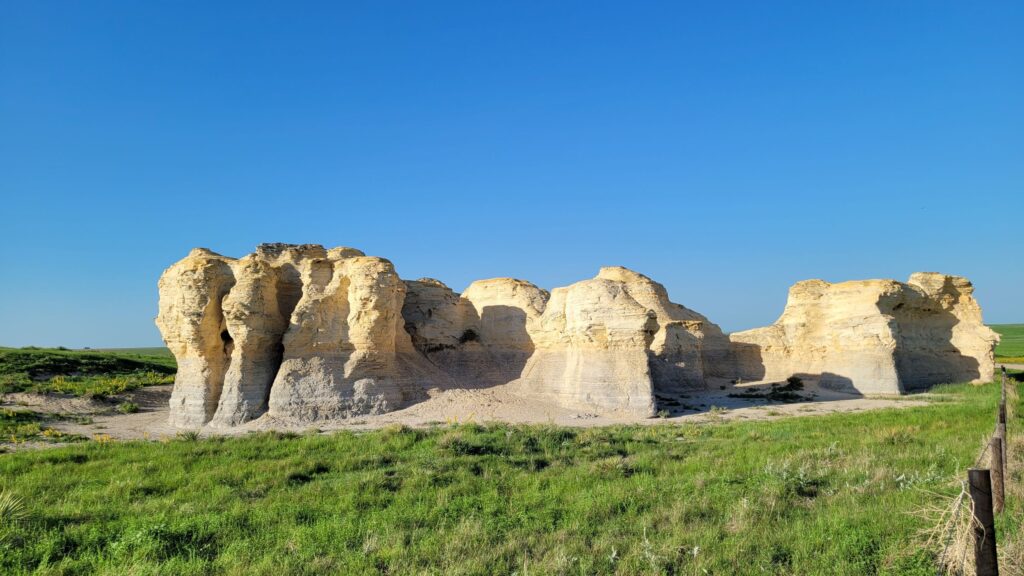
left=2, top=376, right=935, bottom=447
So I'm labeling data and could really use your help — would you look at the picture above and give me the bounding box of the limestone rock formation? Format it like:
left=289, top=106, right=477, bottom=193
left=156, top=244, right=441, bottom=427
left=399, top=269, right=726, bottom=416
left=510, top=267, right=726, bottom=416
left=157, top=244, right=1000, bottom=427
left=729, top=273, right=1000, bottom=394
left=402, top=277, right=548, bottom=388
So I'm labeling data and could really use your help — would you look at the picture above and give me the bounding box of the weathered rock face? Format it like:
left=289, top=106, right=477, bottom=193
left=510, top=267, right=725, bottom=416
left=266, top=255, right=442, bottom=423
left=729, top=273, right=1000, bottom=394
left=157, top=245, right=999, bottom=426
left=156, top=249, right=236, bottom=428
left=210, top=255, right=293, bottom=427
left=157, top=244, right=441, bottom=427
left=402, top=277, right=548, bottom=389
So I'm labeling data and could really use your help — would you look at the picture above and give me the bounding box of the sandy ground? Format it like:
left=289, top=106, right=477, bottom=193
left=2, top=377, right=931, bottom=446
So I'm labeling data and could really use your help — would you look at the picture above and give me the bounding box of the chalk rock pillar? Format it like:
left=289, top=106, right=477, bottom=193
left=156, top=249, right=236, bottom=427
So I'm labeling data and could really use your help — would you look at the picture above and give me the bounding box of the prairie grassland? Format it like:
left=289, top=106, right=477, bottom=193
left=992, top=324, right=1024, bottom=363
left=81, top=347, right=175, bottom=358
left=0, top=347, right=175, bottom=397
left=0, top=378, right=1018, bottom=575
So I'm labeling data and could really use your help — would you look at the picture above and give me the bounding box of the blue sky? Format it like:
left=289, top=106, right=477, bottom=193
left=1, top=1, right=1021, bottom=347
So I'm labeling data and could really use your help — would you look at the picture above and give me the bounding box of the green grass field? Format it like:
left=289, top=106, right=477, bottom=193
left=0, top=379, right=1018, bottom=575
left=0, top=347, right=175, bottom=398
left=992, top=324, right=1024, bottom=363
left=82, top=347, right=175, bottom=358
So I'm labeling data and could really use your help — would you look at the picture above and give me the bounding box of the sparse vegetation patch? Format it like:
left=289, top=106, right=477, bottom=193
left=0, top=408, right=84, bottom=446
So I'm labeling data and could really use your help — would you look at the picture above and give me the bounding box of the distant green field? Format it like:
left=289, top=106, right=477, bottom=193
left=991, top=324, right=1024, bottom=362
left=0, top=347, right=176, bottom=397
left=83, top=346, right=175, bottom=358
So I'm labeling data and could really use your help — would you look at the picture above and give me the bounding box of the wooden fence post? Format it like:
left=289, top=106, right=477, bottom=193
left=998, top=366, right=1010, bottom=474
left=1003, top=367, right=1008, bottom=404
left=990, top=436, right=1005, bottom=514
left=997, top=422, right=1008, bottom=473
left=968, top=468, right=999, bottom=576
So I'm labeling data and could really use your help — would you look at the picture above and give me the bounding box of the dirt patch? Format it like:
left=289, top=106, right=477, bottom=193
left=2, top=378, right=930, bottom=446
left=1, top=385, right=179, bottom=445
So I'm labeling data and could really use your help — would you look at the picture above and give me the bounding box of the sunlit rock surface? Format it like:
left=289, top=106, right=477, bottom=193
left=728, top=273, right=999, bottom=394
left=510, top=267, right=725, bottom=416
left=156, top=245, right=998, bottom=426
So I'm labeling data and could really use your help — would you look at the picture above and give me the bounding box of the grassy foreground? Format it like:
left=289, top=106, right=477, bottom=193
left=0, top=380, right=1017, bottom=575
left=992, top=324, right=1024, bottom=363
left=0, top=347, right=175, bottom=397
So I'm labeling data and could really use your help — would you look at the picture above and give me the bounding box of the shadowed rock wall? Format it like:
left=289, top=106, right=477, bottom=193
left=402, top=277, right=548, bottom=389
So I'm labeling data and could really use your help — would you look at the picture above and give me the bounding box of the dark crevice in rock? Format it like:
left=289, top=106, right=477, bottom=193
left=203, top=292, right=234, bottom=424
left=261, top=266, right=304, bottom=414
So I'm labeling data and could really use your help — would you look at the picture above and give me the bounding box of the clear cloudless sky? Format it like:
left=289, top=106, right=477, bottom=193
left=0, top=1, right=1021, bottom=348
